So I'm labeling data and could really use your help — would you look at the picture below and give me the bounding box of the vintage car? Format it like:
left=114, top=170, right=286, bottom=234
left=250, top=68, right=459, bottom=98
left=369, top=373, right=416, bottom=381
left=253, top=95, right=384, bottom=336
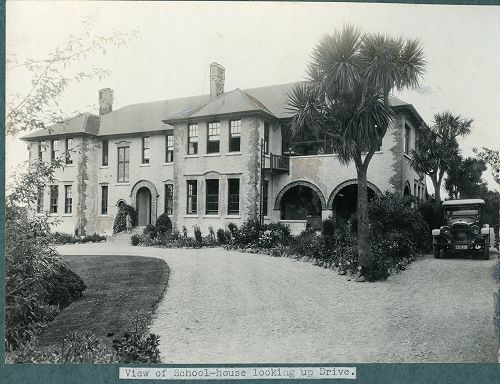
left=432, top=199, right=491, bottom=259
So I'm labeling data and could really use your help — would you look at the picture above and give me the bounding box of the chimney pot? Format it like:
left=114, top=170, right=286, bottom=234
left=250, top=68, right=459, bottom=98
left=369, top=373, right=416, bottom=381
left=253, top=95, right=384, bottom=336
left=209, top=62, right=225, bottom=98
left=99, top=88, right=114, bottom=115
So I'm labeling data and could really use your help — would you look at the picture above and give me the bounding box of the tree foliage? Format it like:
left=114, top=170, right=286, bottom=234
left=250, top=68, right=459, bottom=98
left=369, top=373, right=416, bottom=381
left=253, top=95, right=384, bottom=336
left=6, top=16, right=138, bottom=136
left=410, top=111, right=472, bottom=204
left=286, top=24, right=425, bottom=274
left=445, top=155, right=487, bottom=199
left=473, top=147, right=500, bottom=186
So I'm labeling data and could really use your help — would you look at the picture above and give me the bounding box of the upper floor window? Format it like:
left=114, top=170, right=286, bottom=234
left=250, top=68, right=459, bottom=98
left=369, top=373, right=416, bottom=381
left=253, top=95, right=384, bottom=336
left=205, top=179, right=219, bottom=215
left=207, top=121, right=220, bottom=154
left=229, top=120, right=241, bottom=152
left=118, top=147, right=130, bottom=182
left=264, top=122, right=270, bottom=154
left=102, top=140, right=109, bottom=166
left=65, top=138, right=73, bottom=165
left=404, top=124, right=411, bottom=155
left=101, top=185, right=108, bottom=215
left=38, top=142, right=43, bottom=160
left=51, top=139, right=59, bottom=161
left=228, top=178, right=240, bottom=215
left=188, top=124, right=198, bottom=155
left=64, top=185, right=73, bottom=214
left=50, top=185, right=58, bottom=213
left=142, top=137, right=151, bottom=164
left=37, top=187, right=44, bottom=213
left=165, top=183, right=173, bottom=215
left=166, top=133, right=174, bottom=163
left=186, top=180, right=198, bottom=214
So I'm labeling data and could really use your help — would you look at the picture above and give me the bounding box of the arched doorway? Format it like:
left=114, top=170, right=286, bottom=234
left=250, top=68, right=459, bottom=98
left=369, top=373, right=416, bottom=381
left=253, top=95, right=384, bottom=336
left=136, top=187, right=152, bottom=226
left=403, top=181, right=411, bottom=196
left=332, top=184, right=377, bottom=223
left=280, top=185, right=322, bottom=220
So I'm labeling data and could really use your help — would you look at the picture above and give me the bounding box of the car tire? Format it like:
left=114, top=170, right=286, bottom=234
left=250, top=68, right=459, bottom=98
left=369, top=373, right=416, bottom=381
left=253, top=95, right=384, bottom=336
left=433, top=245, right=440, bottom=259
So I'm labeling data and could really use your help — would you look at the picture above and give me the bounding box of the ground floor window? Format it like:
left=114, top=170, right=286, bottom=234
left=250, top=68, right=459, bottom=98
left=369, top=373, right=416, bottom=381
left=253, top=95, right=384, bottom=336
left=186, top=180, right=197, bottom=214
left=205, top=179, right=219, bottom=215
left=165, top=184, right=173, bottom=215
left=101, top=185, right=108, bottom=214
left=64, top=185, right=73, bottom=214
left=50, top=185, right=59, bottom=213
left=228, top=178, right=240, bottom=215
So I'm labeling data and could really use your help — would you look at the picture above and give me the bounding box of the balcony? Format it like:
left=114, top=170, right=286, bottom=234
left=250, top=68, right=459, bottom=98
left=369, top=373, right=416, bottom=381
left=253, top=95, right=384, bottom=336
left=263, top=153, right=290, bottom=173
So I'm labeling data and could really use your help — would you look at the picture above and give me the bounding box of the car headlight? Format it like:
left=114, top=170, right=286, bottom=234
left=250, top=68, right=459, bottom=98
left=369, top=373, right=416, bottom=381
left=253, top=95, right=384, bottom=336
left=470, top=225, right=480, bottom=235
left=441, top=226, right=451, bottom=236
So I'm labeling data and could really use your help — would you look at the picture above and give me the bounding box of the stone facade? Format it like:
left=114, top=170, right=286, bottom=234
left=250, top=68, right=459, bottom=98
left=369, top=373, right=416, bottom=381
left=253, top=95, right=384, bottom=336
left=23, top=65, right=427, bottom=236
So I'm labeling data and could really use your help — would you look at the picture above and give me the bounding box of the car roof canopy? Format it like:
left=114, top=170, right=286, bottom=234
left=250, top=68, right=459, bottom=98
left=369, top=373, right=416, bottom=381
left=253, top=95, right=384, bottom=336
left=442, top=199, right=485, bottom=206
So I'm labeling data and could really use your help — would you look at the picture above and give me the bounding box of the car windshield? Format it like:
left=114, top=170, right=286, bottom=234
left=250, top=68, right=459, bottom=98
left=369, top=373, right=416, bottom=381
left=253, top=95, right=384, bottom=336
left=445, top=207, right=480, bottom=218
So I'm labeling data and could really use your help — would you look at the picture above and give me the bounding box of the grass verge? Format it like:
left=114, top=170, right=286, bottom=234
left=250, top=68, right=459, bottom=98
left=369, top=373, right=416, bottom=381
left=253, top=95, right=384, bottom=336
left=34, top=255, right=169, bottom=347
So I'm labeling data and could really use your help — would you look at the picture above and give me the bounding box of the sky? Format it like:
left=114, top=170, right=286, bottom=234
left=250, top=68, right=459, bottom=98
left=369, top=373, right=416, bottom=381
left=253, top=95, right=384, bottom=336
left=5, top=1, right=500, bottom=192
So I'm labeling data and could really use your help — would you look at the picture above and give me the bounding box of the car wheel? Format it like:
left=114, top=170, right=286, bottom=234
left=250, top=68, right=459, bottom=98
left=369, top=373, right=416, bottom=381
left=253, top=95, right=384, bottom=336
left=433, top=245, right=440, bottom=259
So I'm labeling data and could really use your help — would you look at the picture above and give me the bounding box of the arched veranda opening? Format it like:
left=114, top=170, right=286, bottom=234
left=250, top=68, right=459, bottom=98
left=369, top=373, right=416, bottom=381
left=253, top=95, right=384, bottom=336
left=280, top=185, right=322, bottom=221
left=332, top=184, right=377, bottom=229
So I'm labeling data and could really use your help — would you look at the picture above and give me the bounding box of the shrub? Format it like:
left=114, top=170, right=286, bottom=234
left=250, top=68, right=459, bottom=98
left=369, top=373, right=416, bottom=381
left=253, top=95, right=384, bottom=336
left=113, top=204, right=137, bottom=234
left=44, top=264, right=86, bottom=308
left=237, top=219, right=262, bottom=245
left=216, top=228, right=227, bottom=244
left=194, top=226, right=203, bottom=245
left=418, top=200, right=444, bottom=231
left=143, top=224, right=157, bottom=239
left=81, top=233, right=106, bottom=243
left=131, top=234, right=140, bottom=246
left=6, top=332, right=119, bottom=364
left=370, top=192, right=429, bottom=250
left=112, top=316, right=161, bottom=363
left=321, top=217, right=336, bottom=238
left=155, top=213, right=172, bottom=235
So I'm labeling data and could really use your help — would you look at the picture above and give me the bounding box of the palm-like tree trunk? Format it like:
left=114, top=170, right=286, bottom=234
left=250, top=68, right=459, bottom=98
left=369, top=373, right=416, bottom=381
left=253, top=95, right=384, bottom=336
left=357, top=168, right=370, bottom=271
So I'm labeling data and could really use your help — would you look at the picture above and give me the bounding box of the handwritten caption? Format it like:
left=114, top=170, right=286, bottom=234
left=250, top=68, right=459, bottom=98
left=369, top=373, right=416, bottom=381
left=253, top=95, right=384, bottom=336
left=119, top=367, right=356, bottom=380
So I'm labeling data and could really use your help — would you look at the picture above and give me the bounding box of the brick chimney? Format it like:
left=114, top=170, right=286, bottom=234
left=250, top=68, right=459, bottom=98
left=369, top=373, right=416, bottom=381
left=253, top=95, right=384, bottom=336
left=99, top=88, right=114, bottom=115
left=209, top=62, right=225, bottom=98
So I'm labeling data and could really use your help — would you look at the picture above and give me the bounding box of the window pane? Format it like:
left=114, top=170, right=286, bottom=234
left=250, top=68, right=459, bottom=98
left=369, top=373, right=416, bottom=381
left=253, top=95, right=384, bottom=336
left=228, top=179, right=240, bottom=215
left=262, top=180, right=269, bottom=216
left=165, top=184, right=173, bottom=215
left=64, top=185, right=72, bottom=214
left=101, top=186, right=108, bottom=214
left=205, top=179, right=219, bottom=214
left=264, top=122, right=270, bottom=154
left=187, top=180, right=197, bottom=214
left=102, top=140, right=109, bottom=166
left=188, top=124, right=199, bottom=155
left=50, top=185, right=58, bottom=213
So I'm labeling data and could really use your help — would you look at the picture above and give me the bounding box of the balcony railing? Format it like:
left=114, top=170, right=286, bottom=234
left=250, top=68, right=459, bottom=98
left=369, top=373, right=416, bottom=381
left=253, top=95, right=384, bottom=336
left=264, top=153, right=290, bottom=173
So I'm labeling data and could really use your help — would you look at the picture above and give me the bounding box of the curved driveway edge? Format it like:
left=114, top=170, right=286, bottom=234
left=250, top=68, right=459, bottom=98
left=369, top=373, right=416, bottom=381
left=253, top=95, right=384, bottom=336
left=57, top=243, right=498, bottom=363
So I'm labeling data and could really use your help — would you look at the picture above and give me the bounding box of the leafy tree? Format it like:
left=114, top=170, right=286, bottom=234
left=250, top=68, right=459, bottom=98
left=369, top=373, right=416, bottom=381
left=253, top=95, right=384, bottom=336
left=444, top=155, right=487, bottom=199
left=410, top=111, right=472, bottom=205
left=473, top=147, right=500, bottom=186
left=6, top=16, right=137, bottom=136
left=287, top=25, right=425, bottom=277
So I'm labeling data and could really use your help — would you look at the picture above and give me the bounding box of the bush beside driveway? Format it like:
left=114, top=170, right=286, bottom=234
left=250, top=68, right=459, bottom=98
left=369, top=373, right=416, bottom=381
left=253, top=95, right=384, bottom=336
left=57, top=243, right=498, bottom=363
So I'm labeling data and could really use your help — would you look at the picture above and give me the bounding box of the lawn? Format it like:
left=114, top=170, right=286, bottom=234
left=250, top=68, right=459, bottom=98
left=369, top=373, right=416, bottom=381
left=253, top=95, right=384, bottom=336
left=35, top=255, right=169, bottom=347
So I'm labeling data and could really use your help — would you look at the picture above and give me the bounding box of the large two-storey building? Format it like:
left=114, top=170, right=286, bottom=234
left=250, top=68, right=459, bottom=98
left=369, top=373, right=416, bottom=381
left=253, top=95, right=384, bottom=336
left=23, top=63, right=427, bottom=236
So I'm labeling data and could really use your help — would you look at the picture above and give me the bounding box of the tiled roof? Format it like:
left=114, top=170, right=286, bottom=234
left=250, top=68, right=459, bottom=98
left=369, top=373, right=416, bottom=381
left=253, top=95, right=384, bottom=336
left=164, top=88, right=277, bottom=123
left=22, top=113, right=99, bottom=140
left=22, top=83, right=418, bottom=139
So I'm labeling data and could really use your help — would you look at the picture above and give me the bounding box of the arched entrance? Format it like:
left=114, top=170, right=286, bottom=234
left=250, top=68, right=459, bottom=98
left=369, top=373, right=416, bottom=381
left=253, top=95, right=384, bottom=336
left=404, top=181, right=411, bottom=196
left=327, top=179, right=382, bottom=229
left=130, top=180, right=159, bottom=226
left=280, top=185, right=322, bottom=220
left=136, top=187, right=152, bottom=226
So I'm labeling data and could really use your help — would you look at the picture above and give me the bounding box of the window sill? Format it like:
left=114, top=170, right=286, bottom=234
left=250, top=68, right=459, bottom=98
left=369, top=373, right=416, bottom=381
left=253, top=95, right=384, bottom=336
left=225, top=215, right=241, bottom=219
left=62, top=214, right=73, bottom=217
left=139, top=163, right=151, bottom=167
left=64, top=164, right=74, bottom=167
left=226, top=152, right=242, bottom=156
left=185, top=154, right=199, bottom=158
left=203, top=214, right=220, bottom=218
left=49, top=213, right=59, bottom=217
left=115, top=182, right=130, bottom=186
left=204, top=153, right=221, bottom=157
left=184, top=214, right=199, bottom=218
left=99, top=165, right=109, bottom=169
left=99, top=214, right=110, bottom=217
left=163, top=162, right=174, bottom=166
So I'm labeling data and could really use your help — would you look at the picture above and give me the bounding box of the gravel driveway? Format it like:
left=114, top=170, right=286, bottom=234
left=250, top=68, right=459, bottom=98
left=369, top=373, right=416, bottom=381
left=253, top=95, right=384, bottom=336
left=58, top=243, right=498, bottom=363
